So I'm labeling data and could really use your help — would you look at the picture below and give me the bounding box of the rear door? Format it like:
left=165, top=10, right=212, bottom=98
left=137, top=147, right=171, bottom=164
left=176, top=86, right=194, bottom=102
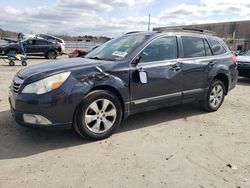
left=180, top=35, right=214, bottom=101
left=130, top=35, right=183, bottom=112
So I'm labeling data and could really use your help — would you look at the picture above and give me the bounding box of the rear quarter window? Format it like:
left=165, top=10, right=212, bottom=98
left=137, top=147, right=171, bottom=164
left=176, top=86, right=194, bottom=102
left=208, top=39, right=227, bottom=55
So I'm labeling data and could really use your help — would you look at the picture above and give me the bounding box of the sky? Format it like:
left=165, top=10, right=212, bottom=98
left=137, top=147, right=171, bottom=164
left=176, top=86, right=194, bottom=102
left=0, top=0, right=250, bottom=37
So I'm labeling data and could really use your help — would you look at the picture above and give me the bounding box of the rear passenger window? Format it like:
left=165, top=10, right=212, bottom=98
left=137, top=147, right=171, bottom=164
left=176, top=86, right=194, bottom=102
left=204, top=39, right=213, bottom=56
left=182, top=36, right=205, bottom=58
left=208, top=39, right=226, bottom=55
left=140, top=36, right=177, bottom=63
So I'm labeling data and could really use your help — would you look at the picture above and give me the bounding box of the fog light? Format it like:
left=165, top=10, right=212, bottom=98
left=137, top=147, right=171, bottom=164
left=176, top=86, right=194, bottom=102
left=23, top=114, right=52, bottom=125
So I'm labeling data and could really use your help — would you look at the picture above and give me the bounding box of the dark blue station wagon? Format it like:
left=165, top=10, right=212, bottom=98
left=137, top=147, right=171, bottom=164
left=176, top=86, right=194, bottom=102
left=9, top=29, right=238, bottom=140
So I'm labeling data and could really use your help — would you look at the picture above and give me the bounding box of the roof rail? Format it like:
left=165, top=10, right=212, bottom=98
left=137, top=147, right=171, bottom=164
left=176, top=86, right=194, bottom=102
left=155, top=27, right=217, bottom=36
left=124, top=31, right=143, bottom=35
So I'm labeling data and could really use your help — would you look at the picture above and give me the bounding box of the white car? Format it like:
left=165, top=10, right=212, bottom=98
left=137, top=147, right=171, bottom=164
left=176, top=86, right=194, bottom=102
left=237, top=49, right=250, bottom=78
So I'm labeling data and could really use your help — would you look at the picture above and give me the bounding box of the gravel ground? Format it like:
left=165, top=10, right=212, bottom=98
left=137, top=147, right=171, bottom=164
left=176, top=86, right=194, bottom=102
left=0, top=55, right=250, bottom=188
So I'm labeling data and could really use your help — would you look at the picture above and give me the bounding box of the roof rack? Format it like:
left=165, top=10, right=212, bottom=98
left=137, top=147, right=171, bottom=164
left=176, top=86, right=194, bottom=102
left=155, top=27, right=217, bottom=36
left=124, top=31, right=143, bottom=35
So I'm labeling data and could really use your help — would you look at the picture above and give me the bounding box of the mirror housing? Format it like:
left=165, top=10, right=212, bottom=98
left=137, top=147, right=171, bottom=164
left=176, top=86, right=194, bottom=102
left=139, top=70, right=147, bottom=84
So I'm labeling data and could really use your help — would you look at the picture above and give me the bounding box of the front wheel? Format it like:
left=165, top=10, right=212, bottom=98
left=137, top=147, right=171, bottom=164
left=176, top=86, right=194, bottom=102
left=200, top=79, right=225, bottom=112
left=46, top=51, right=57, bottom=59
left=74, top=90, right=122, bottom=140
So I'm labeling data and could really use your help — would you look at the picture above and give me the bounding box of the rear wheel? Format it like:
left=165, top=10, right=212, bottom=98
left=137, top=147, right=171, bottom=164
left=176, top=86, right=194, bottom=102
left=200, top=79, right=225, bottom=112
left=9, top=61, right=15, bottom=66
left=46, top=51, right=57, bottom=59
left=74, top=90, right=122, bottom=140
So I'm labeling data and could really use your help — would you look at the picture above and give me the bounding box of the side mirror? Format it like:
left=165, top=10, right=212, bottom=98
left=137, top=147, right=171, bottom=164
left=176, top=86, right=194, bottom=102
left=139, top=70, right=147, bottom=84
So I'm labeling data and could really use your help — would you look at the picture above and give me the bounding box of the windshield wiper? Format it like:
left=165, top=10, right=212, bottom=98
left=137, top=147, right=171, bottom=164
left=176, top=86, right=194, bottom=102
left=87, top=56, right=115, bottom=61
left=88, top=56, right=102, bottom=60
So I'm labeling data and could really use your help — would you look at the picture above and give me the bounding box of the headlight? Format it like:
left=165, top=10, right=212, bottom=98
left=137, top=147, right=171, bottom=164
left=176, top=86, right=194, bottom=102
left=22, top=72, right=71, bottom=94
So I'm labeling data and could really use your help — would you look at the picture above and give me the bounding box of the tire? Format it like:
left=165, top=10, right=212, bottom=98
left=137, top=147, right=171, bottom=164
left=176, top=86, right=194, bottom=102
left=21, top=61, right=27, bottom=66
left=200, top=79, right=225, bottom=112
left=9, top=61, right=15, bottom=66
left=73, top=90, right=122, bottom=140
left=46, top=51, right=57, bottom=59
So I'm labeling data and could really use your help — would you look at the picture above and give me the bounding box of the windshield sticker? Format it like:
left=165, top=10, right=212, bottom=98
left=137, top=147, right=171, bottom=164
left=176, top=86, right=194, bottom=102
left=112, top=51, right=127, bottom=58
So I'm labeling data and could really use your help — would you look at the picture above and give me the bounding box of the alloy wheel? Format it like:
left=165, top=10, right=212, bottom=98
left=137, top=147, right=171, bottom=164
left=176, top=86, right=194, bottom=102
left=84, top=99, right=117, bottom=134
left=209, top=84, right=224, bottom=108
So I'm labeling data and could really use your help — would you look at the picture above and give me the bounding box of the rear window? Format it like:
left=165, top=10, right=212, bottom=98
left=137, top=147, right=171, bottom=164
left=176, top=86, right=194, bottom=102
left=182, top=36, right=205, bottom=58
left=208, top=39, right=227, bottom=55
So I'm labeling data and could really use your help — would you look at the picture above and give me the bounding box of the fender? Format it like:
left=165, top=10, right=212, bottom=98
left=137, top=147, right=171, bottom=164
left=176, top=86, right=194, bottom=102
left=72, top=65, right=130, bottom=117
left=208, top=63, right=230, bottom=92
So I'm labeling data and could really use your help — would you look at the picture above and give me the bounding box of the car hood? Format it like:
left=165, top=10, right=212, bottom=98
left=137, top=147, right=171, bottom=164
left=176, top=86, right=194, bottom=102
left=17, top=58, right=113, bottom=81
left=237, top=55, right=250, bottom=62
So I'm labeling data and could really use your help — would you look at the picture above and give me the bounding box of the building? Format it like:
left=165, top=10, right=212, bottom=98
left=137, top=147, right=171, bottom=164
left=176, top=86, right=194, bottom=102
left=153, top=20, right=250, bottom=51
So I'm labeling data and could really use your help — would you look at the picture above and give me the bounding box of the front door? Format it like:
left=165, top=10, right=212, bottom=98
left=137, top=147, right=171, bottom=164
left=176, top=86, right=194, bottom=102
left=23, top=39, right=35, bottom=54
left=130, top=36, right=183, bottom=112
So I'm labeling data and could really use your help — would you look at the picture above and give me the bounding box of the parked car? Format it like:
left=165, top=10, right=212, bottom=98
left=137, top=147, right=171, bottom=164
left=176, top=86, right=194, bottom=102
left=237, top=49, right=250, bottom=78
left=9, top=29, right=238, bottom=140
left=0, top=38, right=61, bottom=59
left=22, top=34, right=65, bottom=52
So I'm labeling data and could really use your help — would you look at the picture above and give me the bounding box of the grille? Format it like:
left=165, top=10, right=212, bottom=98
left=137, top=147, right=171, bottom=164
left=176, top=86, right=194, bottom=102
left=12, top=76, right=24, bottom=94
left=12, top=82, right=21, bottom=93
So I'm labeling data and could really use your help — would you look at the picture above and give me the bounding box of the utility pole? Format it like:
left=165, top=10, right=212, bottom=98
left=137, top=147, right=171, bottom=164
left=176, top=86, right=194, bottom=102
left=148, top=14, right=151, bottom=31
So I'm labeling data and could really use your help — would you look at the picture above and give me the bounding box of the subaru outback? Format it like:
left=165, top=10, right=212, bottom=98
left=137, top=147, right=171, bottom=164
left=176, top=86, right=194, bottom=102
left=9, top=29, right=238, bottom=140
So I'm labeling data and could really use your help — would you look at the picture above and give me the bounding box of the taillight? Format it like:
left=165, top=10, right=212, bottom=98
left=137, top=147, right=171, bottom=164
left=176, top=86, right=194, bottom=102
left=231, top=56, right=237, bottom=64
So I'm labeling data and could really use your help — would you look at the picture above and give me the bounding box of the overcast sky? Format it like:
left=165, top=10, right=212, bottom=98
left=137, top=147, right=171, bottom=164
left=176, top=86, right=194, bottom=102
left=0, top=0, right=250, bottom=37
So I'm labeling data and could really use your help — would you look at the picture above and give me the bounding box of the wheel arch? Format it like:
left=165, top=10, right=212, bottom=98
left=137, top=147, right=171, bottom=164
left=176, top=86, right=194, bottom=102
left=46, top=50, right=57, bottom=59
left=90, top=85, right=126, bottom=119
left=213, top=73, right=229, bottom=95
left=72, top=84, right=127, bottom=126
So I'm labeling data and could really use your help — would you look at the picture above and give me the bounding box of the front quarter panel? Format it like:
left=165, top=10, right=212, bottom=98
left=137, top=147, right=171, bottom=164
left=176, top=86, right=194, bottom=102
left=71, top=61, right=130, bottom=106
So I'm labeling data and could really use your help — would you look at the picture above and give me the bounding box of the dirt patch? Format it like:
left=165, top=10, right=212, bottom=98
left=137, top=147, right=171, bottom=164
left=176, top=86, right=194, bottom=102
left=0, top=56, right=249, bottom=187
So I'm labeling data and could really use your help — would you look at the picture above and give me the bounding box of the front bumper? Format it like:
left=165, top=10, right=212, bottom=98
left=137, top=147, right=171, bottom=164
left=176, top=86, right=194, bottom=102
left=8, top=86, right=86, bottom=130
left=9, top=94, right=73, bottom=129
left=10, top=106, right=72, bottom=129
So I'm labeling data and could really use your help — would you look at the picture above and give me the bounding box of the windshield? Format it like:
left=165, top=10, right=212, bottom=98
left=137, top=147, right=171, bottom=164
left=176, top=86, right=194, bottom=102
left=243, top=50, right=250, bottom=56
left=86, top=34, right=149, bottom=61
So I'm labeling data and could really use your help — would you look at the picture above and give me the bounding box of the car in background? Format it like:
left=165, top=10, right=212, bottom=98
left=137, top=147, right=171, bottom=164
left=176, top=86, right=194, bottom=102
left=23, top=34, right=65, bottom=52
left=0, top=38, right=61, bottom=59
left=237, top=49, right=250, bottom=78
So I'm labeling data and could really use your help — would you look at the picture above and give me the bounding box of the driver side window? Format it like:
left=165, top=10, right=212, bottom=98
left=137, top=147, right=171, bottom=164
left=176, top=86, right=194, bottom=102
left=140, top=36, right=177, bottom=63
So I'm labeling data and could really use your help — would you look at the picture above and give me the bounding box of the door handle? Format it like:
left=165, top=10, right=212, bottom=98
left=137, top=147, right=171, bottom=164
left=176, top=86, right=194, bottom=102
left=170, top=64, right=181, bottom=72
left=208, top=61, right=216, bottom=68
